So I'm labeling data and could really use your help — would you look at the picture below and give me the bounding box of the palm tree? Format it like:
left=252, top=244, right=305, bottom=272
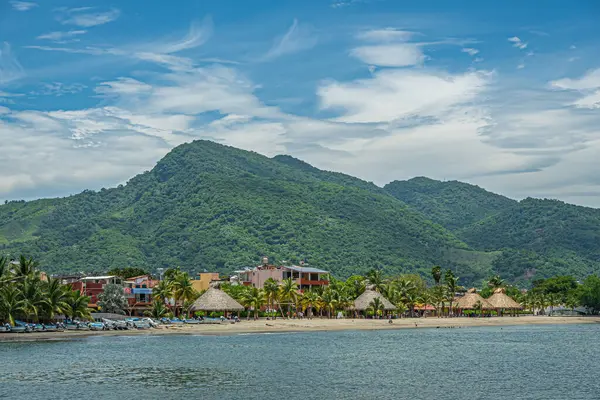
left=145, top=300, right=168, bottom=319
left=444, top=270, right=459, bottom=317
left=368, top=297, right=384, bottom=318
left=171, top=273, right=196, bottom=317
left=404, top=290, right=420, bottom=318
left=243, top=287, right=266, bottom=320
left=15, top=255, right=40, bottom=279
left=65, top=290, right=92, bottom=321
left=487, top=275, right=504, bottom=289
left=263, top=278, right=280, bottom=318
left=0, top=256, right=9, bottom=286
left=366, top=269, right=385, bottom=292
left=152, top=279, right=173, bottom=304
left=21, top=277, right=45, bottom=322
left=301, top=290, right=319, bottom=319
left=42, top=278, right=69, bottom=321
left=279, top=278, right=298, bottom=318
left=320, top=288, right=336, bottom=318
left=474, top=300, right=483, bottom=317
left=0, top=285, right=26, bottom=326
left=431, top=266, right=442, bottom=286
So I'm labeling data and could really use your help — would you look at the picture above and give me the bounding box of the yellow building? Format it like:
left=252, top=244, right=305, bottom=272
left=192, top=272, right=219, bottom=292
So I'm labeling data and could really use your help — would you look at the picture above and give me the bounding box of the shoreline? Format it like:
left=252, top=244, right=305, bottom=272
left=1, top=316, right=598, bottom=343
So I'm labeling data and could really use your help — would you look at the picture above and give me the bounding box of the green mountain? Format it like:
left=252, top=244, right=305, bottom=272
left=384, top=177, right=517, bottom=230
left=0, top=141, right=488, bottom=280
left=2, top=141, right=599, bottom=285
left=385, top=178, right=600, bottom=284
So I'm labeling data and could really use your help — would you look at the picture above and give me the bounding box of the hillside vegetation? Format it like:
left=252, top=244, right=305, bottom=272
left=2, top=141, right=599, bottom=285
left=0, top=141, right=478, bottom=279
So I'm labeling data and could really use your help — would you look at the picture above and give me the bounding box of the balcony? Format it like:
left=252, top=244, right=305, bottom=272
left=299, top=279, right=329, bottom=286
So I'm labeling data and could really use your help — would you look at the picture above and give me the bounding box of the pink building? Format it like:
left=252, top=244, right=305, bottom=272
left=235, top=259, right=329, bottom=291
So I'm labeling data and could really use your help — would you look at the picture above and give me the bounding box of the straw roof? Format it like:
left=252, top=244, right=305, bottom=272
left=487, top=288, right=522, bottom=309
left=191, top=288, right=244, bottom=311
left=454, top=289, right=494, bottom=310
left=353, top=289, right=395, bottom=311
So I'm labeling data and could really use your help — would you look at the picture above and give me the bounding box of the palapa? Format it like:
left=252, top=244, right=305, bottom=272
left=191, top=288, right=244, bottom=311
left=487, top=288, right=522, bottom=309
left=353, top=289, right=395, bottom=311
left=454, top=288, right=494, bottom=310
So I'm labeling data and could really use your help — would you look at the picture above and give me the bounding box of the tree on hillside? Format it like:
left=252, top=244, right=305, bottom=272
left=107, top=267, right=150, bottom=279
left=97, top=284, right=128, bottom=314
left=431, top=266, right=442, bottom=286
left=366, top=269, right=386, bottom=292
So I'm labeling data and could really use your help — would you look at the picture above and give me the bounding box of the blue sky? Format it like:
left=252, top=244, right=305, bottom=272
left=1, top=0, right=600, bottom=206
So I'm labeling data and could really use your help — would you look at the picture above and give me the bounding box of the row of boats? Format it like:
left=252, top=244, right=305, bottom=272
left=0, top=316, right=224, bottom=333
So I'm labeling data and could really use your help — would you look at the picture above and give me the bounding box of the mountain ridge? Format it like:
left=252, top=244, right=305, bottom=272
left=1, top=140, right=599, bottom=285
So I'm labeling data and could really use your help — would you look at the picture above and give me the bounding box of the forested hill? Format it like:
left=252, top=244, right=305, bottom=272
left=384, top=177, right=517, bottom=230
left=1, top=140, right=599, bottom=285
left=0, top=141, right=474, bottom=279
left=385, top=178, right=600, bottom=284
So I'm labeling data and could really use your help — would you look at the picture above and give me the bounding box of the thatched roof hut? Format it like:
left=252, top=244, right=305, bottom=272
left=353, top=289, right=395, bottom=311
left=191, top=288, right=244, bottom=311
left=454, top=288, right=494, bottom=310
left=487, top=288, right=522, bottom=309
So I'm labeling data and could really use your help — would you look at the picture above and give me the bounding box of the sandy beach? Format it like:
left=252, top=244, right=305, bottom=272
left=1, top=316, right=598, bottom=342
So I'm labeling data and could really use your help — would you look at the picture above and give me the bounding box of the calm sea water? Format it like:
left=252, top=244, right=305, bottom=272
left=1, top=324, right=599, bottom=399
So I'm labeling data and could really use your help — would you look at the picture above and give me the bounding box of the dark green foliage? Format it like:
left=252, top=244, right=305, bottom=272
left=579, top=275, right=600, bottom=313
left=0, top=141, right=471, bottom=280
left=107, top=267, right=150, bottom=279
left=384, top=177, right=516, bottom=230
left=2, top=142, right=599, bottom=286
left=386, top=178, right=600, bottom=284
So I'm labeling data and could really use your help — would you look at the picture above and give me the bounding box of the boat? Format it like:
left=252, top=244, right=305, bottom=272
left=10, top=326, right=27, bottom=333
left=0, top=325, right=12, bottom=333
left=170, top=318, right=184, bottom=324
left=89, top=322, right=105, bottom=331
left=142, top=318, right=159, bottom=328
left=184, top=319, right=200, bottom=324
left=65, top=323, right=79, bottom=330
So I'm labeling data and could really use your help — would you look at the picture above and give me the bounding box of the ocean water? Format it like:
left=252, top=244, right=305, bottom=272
left=1, top=324, right=599, bottom=399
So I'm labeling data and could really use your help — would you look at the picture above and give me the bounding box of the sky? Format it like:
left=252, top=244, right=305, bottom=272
left=1, top=0, right=600, bottom=207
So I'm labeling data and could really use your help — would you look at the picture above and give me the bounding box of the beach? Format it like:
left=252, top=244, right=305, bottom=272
left=2, top=315, right=598, bottom=342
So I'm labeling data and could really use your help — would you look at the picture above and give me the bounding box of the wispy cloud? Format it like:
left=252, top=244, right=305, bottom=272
left=37, top=30, right=87, bottom=42
left=264, top=19, right=317, bottom=60
left=461, top=48, right=479, bottom=56
left=356, top=28, right=414, bottom=42
left=351, top=28, right=424, bottom=67
left=57, top=7, right=120, bottom=27
left=508, top=36, right=528, bottom=49
left=0, top=43, right=25, bottom=85
left=29, top=82, right=87, bottom=97
left=10, top=1, right=37, bottom=11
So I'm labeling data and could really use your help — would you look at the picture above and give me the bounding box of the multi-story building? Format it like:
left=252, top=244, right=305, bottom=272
left=191, top=272, right=220, bottom=292
left=235, top=257, right=329, bottom=291
left=70, top=276, right=123, bottom=309
left=124, top=275, right=158, bottom=316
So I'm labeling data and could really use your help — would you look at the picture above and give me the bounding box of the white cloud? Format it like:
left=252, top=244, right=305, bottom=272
left=10, top=1, right=37, bottom=11
left=95, top=78, right=153, bottom=96
left=356, top=28, right=414, bottom=42
left=551, top=68, right=600, bottom=90
left=58, top=8, right=120, bottom=27
left=508, top=36, right=528, bottom=49
left=517, top=64, right=525, bottom=69
left=264, top=19, right=317, bottom=60
left=37, top=30, right=87, bottom=41
left=461, top=48, right=479, bottom=56
left=350, top=43, right=424, bottom=67
left=318, top=69, right=490, bottom=123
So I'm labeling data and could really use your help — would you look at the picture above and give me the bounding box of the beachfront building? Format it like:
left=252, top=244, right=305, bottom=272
left=124, top=275, right=158, bottom=316
left=192, top=272, right=220, bottom=292
left=70, top=276, right=123, bottom=309
left=191, top=286, right=244, bottom=317
left=235, top=257, right=329, bottom=291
